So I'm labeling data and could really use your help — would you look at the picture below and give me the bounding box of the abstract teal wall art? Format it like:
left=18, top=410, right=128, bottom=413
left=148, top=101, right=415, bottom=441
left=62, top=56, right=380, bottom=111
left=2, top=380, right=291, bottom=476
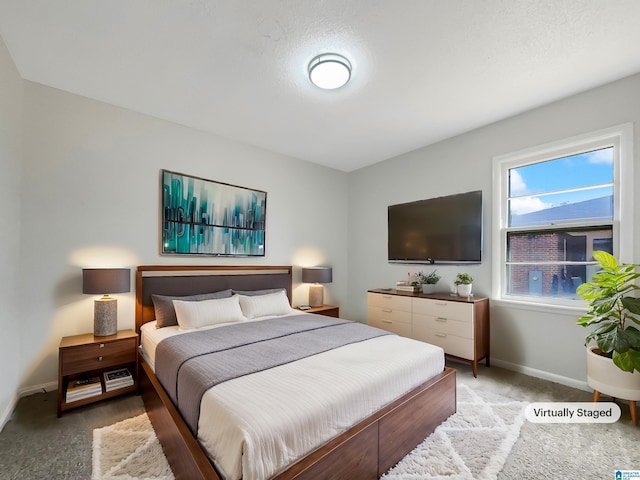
left=161, top=169, right=266, bottom=256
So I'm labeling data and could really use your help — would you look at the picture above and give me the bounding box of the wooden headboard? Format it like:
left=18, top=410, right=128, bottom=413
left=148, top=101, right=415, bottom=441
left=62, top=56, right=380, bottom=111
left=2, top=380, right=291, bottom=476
left=135, top=265, right=293, bottom=333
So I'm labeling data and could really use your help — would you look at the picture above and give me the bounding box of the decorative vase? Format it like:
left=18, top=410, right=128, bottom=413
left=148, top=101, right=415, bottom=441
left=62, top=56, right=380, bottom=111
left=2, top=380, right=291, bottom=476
left=586, top=346, right=640, bottom=401
left=421, top=284, right=437, bottom=294
left=457, top=283, right=472, bottom=297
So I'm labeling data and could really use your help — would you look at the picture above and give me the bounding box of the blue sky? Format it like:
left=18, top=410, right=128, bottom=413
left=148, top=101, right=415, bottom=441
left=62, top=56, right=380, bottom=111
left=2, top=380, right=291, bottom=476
left=509, top=147, right=613, bottom=215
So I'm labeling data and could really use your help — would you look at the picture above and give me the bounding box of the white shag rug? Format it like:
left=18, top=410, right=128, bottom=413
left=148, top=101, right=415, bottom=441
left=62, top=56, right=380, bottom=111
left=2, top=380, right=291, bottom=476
left=382, top=383, right=527, bottom=480
left=93, top=384, right=526, bottom=480
left=92, top=413, right=174, bottom=480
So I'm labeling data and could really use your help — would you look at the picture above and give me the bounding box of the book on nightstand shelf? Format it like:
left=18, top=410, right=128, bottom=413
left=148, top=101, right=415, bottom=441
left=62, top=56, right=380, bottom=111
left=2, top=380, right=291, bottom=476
left=65, top=376, right=102, bottom=402
left=103, top=367, right=134, bottom=392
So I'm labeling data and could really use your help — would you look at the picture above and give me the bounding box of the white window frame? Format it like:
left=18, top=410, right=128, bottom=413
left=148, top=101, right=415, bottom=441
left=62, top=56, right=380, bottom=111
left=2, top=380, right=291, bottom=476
left=492, top=123, right=634, bottom=310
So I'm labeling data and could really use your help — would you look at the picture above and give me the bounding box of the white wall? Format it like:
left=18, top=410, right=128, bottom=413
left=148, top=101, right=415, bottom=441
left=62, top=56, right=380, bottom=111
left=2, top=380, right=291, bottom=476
left=0, top=35, right=23, bottom=425
left=17, top=81, right=349, bottom=390
left=346, top=73, right=640, bottom=387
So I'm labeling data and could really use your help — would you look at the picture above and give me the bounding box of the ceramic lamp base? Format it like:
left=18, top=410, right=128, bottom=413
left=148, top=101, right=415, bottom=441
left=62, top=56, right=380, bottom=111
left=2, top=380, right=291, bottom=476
left=94, top=297, right=117, bottom=336
left=308, top=284, right=324, bottom=307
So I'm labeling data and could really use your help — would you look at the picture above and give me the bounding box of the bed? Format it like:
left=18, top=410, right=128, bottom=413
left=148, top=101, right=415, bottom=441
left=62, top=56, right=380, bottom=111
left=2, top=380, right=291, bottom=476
left=135, top=265, right=456, bottom=480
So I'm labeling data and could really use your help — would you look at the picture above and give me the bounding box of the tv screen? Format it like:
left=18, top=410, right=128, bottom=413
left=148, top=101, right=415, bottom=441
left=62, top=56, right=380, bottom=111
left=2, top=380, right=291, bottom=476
left=388, top=190, right=483, bottom=264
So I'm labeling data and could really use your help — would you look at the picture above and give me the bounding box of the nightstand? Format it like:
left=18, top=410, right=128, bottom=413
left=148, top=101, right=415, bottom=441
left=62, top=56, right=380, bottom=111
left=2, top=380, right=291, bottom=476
left=298, top=305, right=340, bottom=318
left=57, top=329, right=138, bottom=416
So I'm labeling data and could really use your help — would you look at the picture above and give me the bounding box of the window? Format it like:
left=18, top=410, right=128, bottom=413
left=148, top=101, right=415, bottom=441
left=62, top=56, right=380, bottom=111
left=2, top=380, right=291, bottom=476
left=492, top=124, right=633, bottom=307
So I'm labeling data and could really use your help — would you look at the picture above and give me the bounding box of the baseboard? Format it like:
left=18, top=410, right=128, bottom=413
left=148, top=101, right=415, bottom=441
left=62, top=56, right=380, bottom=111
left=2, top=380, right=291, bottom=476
left=491, top=358, right=591, bottom=393
left=1, top=380, right=58, bottom=432
left=18, top=380, right=58, bottom=398
left=0, top=394, right=18, bottom=432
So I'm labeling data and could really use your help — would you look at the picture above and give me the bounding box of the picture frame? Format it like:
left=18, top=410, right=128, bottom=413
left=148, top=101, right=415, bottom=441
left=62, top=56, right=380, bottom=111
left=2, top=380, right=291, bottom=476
left=160, top=169, right=266, bottom=256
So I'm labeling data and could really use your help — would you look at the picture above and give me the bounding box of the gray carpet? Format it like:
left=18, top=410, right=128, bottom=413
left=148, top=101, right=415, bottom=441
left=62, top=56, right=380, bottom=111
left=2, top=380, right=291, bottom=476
left=454, top=362, right=639, bottom=479
left=0, top=361, right=637, bottom=479
left=0, top=391, right=144, bottom=479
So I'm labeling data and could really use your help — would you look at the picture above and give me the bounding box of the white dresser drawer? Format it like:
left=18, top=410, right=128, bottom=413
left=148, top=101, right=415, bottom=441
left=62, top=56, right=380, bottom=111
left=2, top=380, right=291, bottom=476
left=412, top=298, right=473, bottom=322
left=417, top=330, right=474, bottom=359
left=412, top=313, right=473, bottom=338
left=367, top=292, right=412, bottom=312
left=368, top=314, right=412, bottom=337
left=367, top=305, right=411, bottom=325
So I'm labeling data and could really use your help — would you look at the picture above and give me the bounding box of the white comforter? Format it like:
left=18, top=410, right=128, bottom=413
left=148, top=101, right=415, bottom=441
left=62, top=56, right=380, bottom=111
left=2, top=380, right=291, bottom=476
left=141, top=315, right=444, bottom=480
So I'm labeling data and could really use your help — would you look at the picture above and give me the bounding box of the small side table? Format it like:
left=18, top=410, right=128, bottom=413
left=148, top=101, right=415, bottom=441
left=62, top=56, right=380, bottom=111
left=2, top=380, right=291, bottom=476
left=57, top=329, right=138, bottom=416
left=297, top=305, right=340, bottom=318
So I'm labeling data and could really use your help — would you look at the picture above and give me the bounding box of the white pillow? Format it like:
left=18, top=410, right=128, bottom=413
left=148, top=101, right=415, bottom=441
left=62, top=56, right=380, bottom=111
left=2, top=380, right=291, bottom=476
left=238, top=290, right=293, bottom=320
left=173, top=295, right=246, bottom=330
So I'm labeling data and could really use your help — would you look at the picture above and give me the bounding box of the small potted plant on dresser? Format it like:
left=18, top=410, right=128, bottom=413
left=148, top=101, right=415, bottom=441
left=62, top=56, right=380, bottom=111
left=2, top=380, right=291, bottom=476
left=414, top=270, right=441, bottom=294
left=454, top=273, right=473, bottom=297
left=576, top=250, right=640, bottom=425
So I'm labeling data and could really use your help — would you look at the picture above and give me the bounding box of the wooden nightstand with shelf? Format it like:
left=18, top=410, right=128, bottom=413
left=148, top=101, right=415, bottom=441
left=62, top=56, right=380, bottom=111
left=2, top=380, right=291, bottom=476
left=297, top=305, right=340, bottom=318
left=57, top=329, right=138, bottom=416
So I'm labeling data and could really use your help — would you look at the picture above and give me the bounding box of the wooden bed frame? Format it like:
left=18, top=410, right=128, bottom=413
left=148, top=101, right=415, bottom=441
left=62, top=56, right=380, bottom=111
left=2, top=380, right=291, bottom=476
left=135, top=265, right=456, bottom=480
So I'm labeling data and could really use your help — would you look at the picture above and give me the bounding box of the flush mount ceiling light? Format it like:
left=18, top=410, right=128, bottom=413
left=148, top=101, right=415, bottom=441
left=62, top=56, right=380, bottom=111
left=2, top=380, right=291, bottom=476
left=308, top=53, right=351, bottom=90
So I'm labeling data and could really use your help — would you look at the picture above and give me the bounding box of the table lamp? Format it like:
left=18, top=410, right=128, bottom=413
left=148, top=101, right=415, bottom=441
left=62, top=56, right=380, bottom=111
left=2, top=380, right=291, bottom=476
left=301, top=267, right=332, bottom=307
left=83, top=268, right=131, bottom=336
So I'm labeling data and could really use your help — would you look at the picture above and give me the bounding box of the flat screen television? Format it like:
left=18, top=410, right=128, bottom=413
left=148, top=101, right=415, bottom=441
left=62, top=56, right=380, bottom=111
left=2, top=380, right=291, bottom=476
left=388, top=190, right=483, bottom=264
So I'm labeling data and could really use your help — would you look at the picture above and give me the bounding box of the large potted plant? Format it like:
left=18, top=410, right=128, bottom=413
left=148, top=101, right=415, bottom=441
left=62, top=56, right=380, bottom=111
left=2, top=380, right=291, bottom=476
left=576, top=251, right=640, bottom=416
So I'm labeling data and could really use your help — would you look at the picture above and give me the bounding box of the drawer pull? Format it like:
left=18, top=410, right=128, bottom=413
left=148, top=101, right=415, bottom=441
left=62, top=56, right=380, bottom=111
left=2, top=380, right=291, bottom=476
left=436, top=317, right=447, bottom=322
left=382, top=320, right=393, bottom=324
left=435, top=302, right=448, bottom=306
left=99, top=343, right=105, bottom=348
left=383, top=295, right=392, bottom=299
left=382, top=309, right=393, bottom=313
left=435, top=333, right=447, bottom=338
left=97, top=356, right=103, bottom=361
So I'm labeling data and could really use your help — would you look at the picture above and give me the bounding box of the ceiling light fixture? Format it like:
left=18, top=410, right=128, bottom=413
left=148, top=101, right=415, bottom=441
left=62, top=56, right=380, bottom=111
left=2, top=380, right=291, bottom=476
left=308, top=53, right=351, bottom=90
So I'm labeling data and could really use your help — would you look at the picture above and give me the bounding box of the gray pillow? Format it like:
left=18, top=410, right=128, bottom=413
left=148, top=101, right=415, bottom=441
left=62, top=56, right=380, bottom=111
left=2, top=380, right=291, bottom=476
left=152, top=289, right=233, bottom=328
left=232, top=288, right=285, bottom=297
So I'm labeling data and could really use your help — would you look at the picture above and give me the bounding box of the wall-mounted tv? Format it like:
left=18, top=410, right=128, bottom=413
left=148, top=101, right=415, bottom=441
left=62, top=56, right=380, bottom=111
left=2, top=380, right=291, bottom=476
left=388, top=190, right=483, bottom=264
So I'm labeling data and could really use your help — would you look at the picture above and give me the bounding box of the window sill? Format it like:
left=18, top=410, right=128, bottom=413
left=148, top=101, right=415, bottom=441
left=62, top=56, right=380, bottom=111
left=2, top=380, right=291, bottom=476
left=491, top=296, right=587, bottom=317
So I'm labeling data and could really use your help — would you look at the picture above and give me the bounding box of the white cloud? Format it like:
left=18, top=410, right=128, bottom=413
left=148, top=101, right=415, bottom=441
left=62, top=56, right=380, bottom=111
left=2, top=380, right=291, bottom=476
left=510, top=196, right=550, bottom=215
left=585, top=148, right=613, bottom=165
left=509, top=170, right=527, bottom=195
left=509, top=170, right=551, bottom=214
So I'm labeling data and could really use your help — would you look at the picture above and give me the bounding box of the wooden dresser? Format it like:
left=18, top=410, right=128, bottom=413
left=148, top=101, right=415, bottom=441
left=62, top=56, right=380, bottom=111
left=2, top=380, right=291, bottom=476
left=368, top=289, right=490, bottom=377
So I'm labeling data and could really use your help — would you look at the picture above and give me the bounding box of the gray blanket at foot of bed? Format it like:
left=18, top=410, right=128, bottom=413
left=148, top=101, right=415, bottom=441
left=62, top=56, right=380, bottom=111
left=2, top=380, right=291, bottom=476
left=155, top=314, right=391, bottom=433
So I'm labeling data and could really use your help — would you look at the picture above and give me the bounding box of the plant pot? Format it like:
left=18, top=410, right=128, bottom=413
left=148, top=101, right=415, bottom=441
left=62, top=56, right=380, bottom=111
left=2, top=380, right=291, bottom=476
left=586, top=346, right=640, bottom=401
left=421, top=284, right=437, bottom=294
left=457, top=283, right=472, bottom=297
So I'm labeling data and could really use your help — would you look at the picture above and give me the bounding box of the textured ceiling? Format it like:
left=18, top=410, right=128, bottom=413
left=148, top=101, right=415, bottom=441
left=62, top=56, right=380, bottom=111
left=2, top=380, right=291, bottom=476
left=1, top=1, right=640, bottom=172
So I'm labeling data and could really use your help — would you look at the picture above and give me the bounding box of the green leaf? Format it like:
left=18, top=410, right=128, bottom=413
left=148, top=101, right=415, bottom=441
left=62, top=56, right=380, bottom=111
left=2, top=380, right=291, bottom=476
left=622, top=297, right=640, bottom=315
left=593, top=250, right=617, bottom=272
left=627, top=348, right=640, bottom=374
left=623, top=326, right=640, bottom=347
left=612, top=350, right=635, bottom=372
left=613, top=328, right=631, bottom=353
left=612, top=349, right=640, bottom=373
left=596, top=328, right=617, bottom=353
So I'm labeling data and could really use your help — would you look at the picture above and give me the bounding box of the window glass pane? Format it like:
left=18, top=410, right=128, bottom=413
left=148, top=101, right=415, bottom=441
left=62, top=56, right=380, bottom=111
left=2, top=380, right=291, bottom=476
left=509, top=186, right=613, bottom=227
left=506, top=227, right=612, bottom=298
left=506, top=264, right=591, bottom=299
left=593, top=238, right=613, bottom=254
left=508, top=147, right=613, bottom=198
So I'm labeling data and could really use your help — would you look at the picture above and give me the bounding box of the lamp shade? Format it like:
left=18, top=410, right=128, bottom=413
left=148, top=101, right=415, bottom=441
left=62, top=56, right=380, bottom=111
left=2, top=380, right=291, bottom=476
left=301, top=267, right=332, bottom=284
left=83, top=268, right=131, bottom=294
